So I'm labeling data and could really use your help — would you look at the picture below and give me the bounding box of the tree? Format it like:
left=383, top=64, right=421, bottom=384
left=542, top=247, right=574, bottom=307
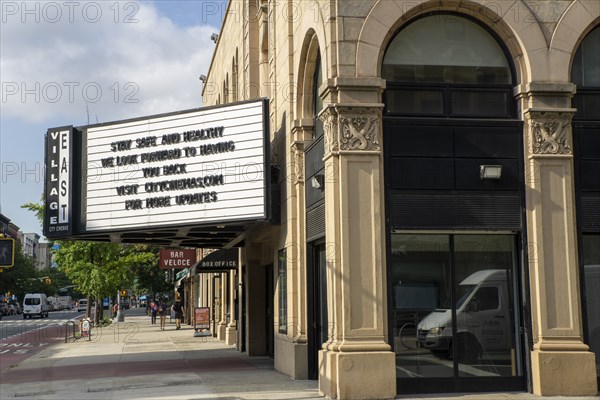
left=0, top=241, right=51, bottom=301
left=132, top=246, right=171, bottom=299
left=53, top=241, right=157, bottom=322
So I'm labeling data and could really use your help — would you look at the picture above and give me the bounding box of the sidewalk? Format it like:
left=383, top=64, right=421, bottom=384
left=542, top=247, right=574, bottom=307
left=0, top=309, right=596, bottom=400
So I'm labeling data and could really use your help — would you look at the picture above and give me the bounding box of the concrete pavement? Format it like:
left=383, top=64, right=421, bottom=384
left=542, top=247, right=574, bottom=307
left=0, top=308, right=596, bottom=400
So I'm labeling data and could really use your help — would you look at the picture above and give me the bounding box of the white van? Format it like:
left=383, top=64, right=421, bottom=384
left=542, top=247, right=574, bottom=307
left=77, top=299, right=87, bottom=312
left=23, top=293, right=50, bottom=319
left=417, top=269, right=511, bottom=362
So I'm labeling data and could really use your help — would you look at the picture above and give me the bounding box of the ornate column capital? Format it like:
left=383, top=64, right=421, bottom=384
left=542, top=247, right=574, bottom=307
left=290, top=141, right=305, bottom=185
left=525, top=108, right=576, bottom=157
left=319, top=103, right=384, bottom=158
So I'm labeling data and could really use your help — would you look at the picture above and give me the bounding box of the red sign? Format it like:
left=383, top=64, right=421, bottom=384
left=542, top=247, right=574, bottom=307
left=159, top=249, right=196, bottom=269
left=194, top=307, right=210, bottom=330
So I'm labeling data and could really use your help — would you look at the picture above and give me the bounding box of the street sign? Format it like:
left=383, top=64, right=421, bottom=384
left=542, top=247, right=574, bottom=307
left=0, top=238, right=15, bottom=268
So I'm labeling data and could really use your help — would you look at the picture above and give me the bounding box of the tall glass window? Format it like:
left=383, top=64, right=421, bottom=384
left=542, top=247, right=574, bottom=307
left=391, top=234, right=522, bottom=380
left=382, top=14, right=514, bottom=118
left=278, top=248, right=287, bottom=334
left=582, top=235, right=600, bottom=379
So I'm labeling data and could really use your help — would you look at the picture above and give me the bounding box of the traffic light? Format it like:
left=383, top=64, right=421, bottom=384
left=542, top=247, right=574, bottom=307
left=120, top=290, right=127, bottom=296
left=45, top=278, right=52, bottom=285
left=0, top=238, right=15, bottom=268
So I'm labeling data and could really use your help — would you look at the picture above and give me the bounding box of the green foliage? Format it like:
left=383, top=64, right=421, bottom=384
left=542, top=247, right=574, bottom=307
left=53, top=241, right=158, bottom=302
left=22, top=197, right=169, bottom=307
left=21, top=199, right=45, bottom=227
left=0, top=242, right=52, bottom=300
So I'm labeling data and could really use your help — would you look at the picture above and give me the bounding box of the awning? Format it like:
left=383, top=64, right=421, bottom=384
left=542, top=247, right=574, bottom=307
left=192, top=248, right=239, bottom=273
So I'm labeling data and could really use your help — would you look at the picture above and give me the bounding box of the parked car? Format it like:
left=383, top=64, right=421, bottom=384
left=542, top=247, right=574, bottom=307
left=7, top=304, right=18, bottom=315
left=10, top=302, right=22, bottom=314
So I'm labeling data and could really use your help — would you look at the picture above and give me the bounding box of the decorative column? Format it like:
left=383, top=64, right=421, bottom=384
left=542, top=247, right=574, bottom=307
left=273, top=121, right=312, bottom=378
left=217, top=272, right=228, bottom=340
left=225, top=266, right=237, bottom=346
left=318, top=103, right=395, bottom=400
left=523, top=98, right=598, bottom=395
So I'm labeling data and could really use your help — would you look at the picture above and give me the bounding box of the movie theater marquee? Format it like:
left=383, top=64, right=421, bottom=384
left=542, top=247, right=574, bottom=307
left=44, top=99, right=269, bottom=238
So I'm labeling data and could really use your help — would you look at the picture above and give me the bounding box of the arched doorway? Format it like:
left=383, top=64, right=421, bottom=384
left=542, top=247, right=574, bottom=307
left=572, top=24, right=600, bottom=388
left=382, top=13, right=527, bottom=393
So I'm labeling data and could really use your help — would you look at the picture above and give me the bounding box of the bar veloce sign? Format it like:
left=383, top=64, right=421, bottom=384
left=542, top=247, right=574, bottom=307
left=43, top=100, right=269, bottom=239
left=160, top=249, right=196, bottom=269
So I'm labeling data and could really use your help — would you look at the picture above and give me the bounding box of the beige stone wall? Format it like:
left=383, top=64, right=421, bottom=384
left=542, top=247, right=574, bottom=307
left=203, top=0, right=600, bottom=397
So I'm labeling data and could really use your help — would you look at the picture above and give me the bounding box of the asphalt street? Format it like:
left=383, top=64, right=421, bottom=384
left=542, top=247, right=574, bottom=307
left=0, top=310, right=83, bottom=341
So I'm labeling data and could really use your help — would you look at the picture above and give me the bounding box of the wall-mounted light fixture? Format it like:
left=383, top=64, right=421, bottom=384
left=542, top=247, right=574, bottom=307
left=210, top=33, right=220, bottom=43
left=480, top=165, right=503, bottom=180
left=199, top=75, right=207, bottom=83
left=311, top=174, right=324, bottom=190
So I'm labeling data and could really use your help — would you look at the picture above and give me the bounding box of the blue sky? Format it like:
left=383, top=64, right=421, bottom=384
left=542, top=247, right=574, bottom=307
left=1, top=0, right=228, bottom=240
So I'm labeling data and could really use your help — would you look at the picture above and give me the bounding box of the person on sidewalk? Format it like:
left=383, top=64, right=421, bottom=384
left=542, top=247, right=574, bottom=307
left=172, top=300, right=184, bottom=330
left=149, top=300, right=157, bottom=325
left=158, top=299, right=168, bottom=330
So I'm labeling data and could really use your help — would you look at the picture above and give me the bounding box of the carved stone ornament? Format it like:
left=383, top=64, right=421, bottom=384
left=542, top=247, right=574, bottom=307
left=290, top=142, right=304, bottom=184
left=529, top=112, right=572, bottom=155
left=320, top=106, right=382, bottom=154
left=319, top=107, right=338, bottom=155
left=338, top=108, right=381, bottom=151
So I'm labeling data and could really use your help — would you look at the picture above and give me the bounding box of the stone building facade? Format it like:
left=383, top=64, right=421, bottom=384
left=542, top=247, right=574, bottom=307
left=200, top=1, right=599, bottom=398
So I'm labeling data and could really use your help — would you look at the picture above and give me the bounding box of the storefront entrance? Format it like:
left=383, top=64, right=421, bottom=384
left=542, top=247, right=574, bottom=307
left=307, top=241, right=327, bottom=380
left=381, top=13, right=528, bottom=393
left=389, top=234, right=525, bottom=392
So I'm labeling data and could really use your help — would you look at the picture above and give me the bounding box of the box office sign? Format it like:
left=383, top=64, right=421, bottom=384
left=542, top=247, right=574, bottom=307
left=44, top=127, right=73, bottom=237
left=160, top=249, right=196, bottom=269
left=43, top=99, right=269, bottom=238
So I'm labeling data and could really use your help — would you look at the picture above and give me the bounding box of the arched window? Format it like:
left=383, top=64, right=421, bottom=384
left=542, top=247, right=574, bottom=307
left=572, top=26, right=600, bottom=119
left=382, top=14, right=514, bottom=117
left=313, top=53, right=323, bottom=139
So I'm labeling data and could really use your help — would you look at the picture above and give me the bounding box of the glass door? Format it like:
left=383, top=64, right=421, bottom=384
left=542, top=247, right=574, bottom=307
left=307, top=241, right=328, bottom=379
left=581, top=234, right=600, bottom=383
left=391, top=233, right=525, bottom=392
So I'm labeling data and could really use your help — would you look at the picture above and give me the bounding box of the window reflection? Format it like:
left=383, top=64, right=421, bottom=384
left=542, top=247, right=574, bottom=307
left=391, top=234, right=522, bottom=379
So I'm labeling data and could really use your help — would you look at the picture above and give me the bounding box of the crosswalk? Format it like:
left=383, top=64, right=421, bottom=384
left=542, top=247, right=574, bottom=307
left=0, top=319, right=73, bottom=326
left=0, top=314, right=84, bottom=341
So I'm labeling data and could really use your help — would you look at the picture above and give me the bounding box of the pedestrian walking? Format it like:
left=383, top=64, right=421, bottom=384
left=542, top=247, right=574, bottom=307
left=149, top=300, right=157, bottom=325
left=172, top=300, right=184, bottom=330
left=158, top=299, right=168, bottom=330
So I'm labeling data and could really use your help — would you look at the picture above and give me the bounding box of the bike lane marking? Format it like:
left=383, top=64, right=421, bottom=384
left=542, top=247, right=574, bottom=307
left=0, top=318, right=82, bottom=373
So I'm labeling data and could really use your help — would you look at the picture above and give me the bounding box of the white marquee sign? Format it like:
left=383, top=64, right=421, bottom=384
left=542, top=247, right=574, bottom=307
left=83, top=100, right=268, bottom=231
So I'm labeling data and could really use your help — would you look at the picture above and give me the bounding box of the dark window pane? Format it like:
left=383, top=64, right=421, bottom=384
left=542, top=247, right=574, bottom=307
left=572, top=27, right=600, bottom=87
left=386, top=89, right=443, bottom=115
left=573, top=92, right=600, bottom=119
left=382, top=15, right=512, bottom=85
left=451, top=90, right=509, bottom=117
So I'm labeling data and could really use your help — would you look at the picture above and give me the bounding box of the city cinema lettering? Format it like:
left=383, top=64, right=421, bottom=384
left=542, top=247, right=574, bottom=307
left=46, top=130, right=70, bottom=232
left=97, top=125, right=236, bottom=210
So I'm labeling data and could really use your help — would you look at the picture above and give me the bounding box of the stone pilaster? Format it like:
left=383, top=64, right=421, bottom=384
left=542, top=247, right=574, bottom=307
left=523, top=103, right=598, bottom=396
left=318, top=104, right=395, bottom=400
left=217, top=272, right=228, bottom=340
left=225, top=266, right=237, bottom=346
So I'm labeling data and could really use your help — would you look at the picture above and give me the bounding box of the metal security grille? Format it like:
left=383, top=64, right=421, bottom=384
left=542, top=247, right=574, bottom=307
left=306, top=203, right=325, bottom=242
left=389, top=193, right=521, bottom=230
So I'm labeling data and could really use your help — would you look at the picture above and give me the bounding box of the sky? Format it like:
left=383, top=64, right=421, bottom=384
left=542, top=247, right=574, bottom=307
left=1, top=0, right=229, bottom=240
